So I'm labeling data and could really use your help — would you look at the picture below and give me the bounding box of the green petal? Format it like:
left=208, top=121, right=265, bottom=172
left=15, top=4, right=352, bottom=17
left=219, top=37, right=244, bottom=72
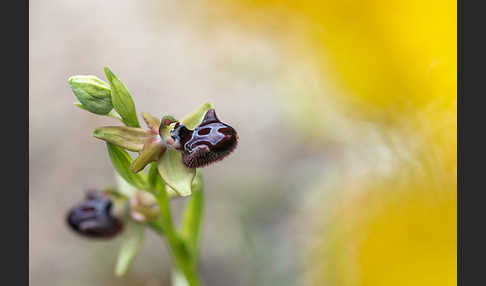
left=130, top=138, right=166, bottom=173
left=115, top=221, right=144, bottom=276
left=159, top=115, right=177, bottom=141
left=93, top=126, right=153, bottom=152
left=142, top=112, right=161, bottom=134
left=104, top=67, right=141, bottom=128
left=181, top=102, right=215, bottom=129
left=147, top=163, right=179, bottom=199
left=157, top=148, right=195, bottom=197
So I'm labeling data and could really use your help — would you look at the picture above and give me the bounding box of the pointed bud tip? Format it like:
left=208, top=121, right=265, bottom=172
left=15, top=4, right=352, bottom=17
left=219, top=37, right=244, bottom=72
left=202, top=102, right=215, bottom=109
left=104, top=67, right=114, bottom=80
left=103, top=67, right=113, bottom=77
left=202, top=108, right=219, bottom=123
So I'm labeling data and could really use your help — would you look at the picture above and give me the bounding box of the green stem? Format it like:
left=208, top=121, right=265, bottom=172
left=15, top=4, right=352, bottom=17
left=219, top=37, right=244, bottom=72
left=148, top=163, right=204, bottom=286
left=179, top=171, right=204, bottom=258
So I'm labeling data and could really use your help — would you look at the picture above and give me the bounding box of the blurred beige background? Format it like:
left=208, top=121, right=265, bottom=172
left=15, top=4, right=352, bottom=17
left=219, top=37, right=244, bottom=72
left=30, top=1, right=456, bottom=285
left=29, top=1, right=328, bottom=285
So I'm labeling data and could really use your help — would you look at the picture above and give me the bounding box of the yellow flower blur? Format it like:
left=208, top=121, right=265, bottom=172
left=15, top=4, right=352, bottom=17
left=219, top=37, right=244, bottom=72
left=205, top=0, right=456, bottom=285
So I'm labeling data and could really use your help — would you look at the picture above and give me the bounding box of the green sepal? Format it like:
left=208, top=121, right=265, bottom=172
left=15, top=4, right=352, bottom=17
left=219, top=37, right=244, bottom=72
left=181, top=102, right=215, bottom=129
left=93, top=126, right=153, bottom=152
left=104, top=67, right=141, bottom=128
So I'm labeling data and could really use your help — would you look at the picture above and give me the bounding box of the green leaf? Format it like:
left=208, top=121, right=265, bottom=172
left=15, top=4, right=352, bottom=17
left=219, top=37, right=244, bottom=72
left=181, top=102, right=215, bottom=130
left=94, top=126, right=153, bottom=152
left=106, top=143, right=148, bottom=190
left=115, top=172, right=137, bottom=198
left=104, top=67, right=141, bottom=128
left=179, top=171, right=204, bottom=254
left=115, top=221, right=144, bottom=276
left=157, top=148, right=196, bottom=197
left=69, top=75, right=113, bottom=115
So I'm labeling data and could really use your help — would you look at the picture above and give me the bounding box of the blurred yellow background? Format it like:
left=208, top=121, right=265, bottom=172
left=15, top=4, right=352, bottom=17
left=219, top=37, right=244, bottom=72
left=30, top=0, right=456, bottom=285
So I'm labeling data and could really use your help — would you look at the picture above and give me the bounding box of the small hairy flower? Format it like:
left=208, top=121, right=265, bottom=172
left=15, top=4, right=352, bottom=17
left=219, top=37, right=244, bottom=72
left=166, top=109, right=238, bottom=168
left=67, top=190, right=123, bottom=239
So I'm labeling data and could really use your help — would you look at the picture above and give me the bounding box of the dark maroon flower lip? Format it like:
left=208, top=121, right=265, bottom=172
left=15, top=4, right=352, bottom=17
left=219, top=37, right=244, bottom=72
left=182, top=135, right=238, bottom=168
left=67, top=191, right=123, bottom=239
left=169, top=109, right=238, bottom=168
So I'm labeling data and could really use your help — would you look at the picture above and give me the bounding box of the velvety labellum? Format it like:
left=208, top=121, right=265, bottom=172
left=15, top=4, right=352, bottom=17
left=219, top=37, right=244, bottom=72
left=67, top=191, right=123, bottom=238
left=170, top=109, right=238, bottom=168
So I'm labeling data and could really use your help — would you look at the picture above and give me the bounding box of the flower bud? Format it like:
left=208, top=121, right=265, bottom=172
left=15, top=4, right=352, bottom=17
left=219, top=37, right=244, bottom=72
left=69, top=75, right=113, bottom=115
left=67, top=190, right=123, bottom=239
left=129, top=190, right=160, bottom=223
